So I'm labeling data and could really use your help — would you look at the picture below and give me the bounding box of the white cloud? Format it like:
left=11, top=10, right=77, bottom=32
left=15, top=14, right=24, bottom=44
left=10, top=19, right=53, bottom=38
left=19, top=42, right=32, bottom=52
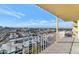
left=0, top=6, right=25, bottom=19
left=40, top=20, right=48, bottom=23
left=31, top=22, right=37, bottom=25
left=15, top=12, right=25, bottom=16
left=3, top=6, right=25, bottom=16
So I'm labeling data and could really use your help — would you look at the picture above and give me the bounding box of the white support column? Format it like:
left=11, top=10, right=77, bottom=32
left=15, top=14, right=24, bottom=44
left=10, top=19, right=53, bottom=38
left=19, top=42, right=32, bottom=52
left=56, top=17, right=58, bottom=34
left=72, top=21, right=78, bottom=39
left=56, top=17, right=59, bottom=41
left=78, top=20, right=79, bottom=39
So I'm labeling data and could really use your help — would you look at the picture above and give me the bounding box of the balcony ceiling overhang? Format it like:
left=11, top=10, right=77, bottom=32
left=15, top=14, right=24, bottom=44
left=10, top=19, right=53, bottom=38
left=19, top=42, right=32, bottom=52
left=37, top=4, right=79, bottom=21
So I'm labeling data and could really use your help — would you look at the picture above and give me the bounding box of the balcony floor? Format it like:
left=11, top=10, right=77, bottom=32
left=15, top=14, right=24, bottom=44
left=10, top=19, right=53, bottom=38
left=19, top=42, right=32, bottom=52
left=40, top=37, right=79, bottom=54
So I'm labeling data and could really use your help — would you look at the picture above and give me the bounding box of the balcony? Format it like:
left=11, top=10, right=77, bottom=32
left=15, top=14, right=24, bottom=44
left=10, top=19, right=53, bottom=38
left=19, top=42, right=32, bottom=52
left=40, top=33, right=79, bottom=54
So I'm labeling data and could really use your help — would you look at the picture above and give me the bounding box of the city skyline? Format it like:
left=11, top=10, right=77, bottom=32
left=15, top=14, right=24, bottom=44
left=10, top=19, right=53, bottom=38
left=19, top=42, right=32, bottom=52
left=0, top=4, right=73, bottom=28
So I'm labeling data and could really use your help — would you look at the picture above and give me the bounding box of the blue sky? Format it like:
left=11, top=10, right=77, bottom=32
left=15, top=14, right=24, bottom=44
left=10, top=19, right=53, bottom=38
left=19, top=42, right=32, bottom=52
left=0, top=4, right=73, bottom=28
